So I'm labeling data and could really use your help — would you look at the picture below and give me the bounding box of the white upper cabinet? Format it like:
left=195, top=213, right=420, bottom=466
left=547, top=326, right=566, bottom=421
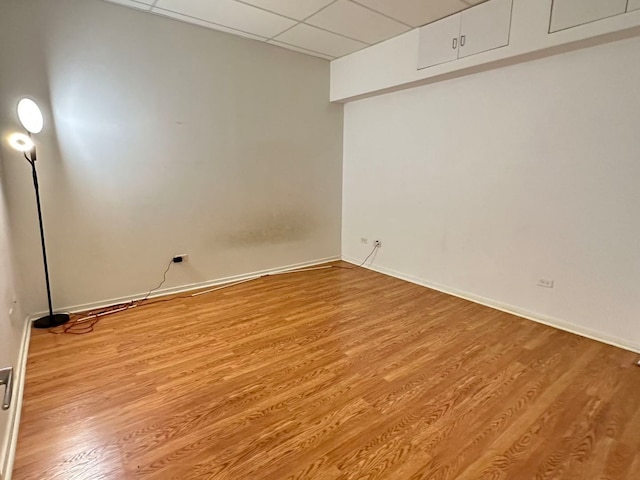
left=550, top=0, right=628, bottom=32
left=418, top=0, right=513, bottom=70
left=628, top=0, right=640, bottom=13
left=418, top=13, right=461, bottom=69
left=459, top=0, right=513, bottom=59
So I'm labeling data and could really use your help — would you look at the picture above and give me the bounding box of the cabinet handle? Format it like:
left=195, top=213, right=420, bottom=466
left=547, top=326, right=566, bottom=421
left=461, top=35, right=466, bottom=47
left=0, top=367, right=13, bottom=411
left=452, top=37, right=458, bottom=49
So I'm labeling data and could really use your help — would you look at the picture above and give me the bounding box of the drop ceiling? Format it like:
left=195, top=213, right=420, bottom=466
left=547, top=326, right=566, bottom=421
left=104, top=0, right=486, bottom=60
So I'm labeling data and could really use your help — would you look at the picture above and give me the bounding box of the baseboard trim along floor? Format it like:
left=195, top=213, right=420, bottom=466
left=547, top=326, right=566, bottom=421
left=342, top=256, right=640, bottom=355
left=1, top=317, right=31, bottom=480
left=32, top=256, right=342, bottom=318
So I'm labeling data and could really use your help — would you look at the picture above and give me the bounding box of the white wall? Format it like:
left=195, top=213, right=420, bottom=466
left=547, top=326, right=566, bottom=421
left=342, top=36, right=640, bottom=352
left=0, top=0, right=343, bottom=314
left=0, top=153, right=25, bottom=479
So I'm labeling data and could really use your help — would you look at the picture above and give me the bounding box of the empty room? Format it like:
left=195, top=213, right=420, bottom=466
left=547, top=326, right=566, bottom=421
left=1, top=0, right=639, bottom=478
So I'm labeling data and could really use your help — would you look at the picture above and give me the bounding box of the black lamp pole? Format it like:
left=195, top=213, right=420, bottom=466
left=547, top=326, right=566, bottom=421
left=25, top=140, right=69, bottom=329
left=10, top=98, right=69, bottom=329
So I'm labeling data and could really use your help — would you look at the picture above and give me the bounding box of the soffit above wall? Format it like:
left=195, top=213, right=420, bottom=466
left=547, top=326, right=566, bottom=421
left=102, top=0, right=485, bottom=60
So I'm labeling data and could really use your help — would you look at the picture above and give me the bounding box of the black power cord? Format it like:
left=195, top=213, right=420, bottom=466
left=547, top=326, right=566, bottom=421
left=50, top=246, right=380, bottom=335
left=140, top=259, right=174, bottom=302
left=357, top=244, right=379, bottom=267
left=49, top=258, right=179, bottom=335
left=334, top=243, right=380, bottom=270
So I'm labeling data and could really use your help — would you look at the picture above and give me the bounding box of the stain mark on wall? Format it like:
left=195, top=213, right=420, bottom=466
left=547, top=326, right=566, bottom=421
left=217, top=211, right=312, bottom=247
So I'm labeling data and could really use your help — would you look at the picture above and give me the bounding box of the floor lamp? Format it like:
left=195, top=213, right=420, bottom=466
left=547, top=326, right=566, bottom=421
left=8, top=98, right=69, bottom=329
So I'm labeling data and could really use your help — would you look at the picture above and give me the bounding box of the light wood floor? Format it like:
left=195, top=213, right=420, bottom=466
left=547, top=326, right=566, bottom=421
left=13, top=262, right=640, bottom=479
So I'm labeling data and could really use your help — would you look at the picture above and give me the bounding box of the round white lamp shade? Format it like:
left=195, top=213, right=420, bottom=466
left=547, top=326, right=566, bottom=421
left=8, top=132, right=35, bottom=152
left=17, top=98, right=44, bottom=134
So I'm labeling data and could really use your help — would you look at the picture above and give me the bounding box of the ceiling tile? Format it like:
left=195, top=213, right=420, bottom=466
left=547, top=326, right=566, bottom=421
left=267, top=40, right=335, bottom=60
left=274, top=24, right=367, bottom=58
left=306, top=0, right=409, bottom=44
left=352, top=0, right=470, bottom=28
left=239, top=0, right=335, bottom=21
left=103, top=0, right=153, bottom=10
left=154, top=0, right=296, bottom=38
left=151, top=8, right=269, bottom=41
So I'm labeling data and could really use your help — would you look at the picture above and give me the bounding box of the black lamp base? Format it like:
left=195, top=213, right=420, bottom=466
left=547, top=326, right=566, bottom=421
left=32, top=313, right=70, bottom=329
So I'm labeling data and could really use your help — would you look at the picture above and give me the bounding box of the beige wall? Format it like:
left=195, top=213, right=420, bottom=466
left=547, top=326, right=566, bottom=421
left=0, top=151, right=24, bottom=478
left=0, top=0, right=343, bottom=314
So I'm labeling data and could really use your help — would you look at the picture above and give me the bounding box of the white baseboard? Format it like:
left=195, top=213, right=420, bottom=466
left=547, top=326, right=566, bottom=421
left=2, top=256, right=341, bottom=479
left=1, top=317, right=31, bottom=480
left=5, top=255, right=635, bottom=480
left=343, top=256, right=640, bottom=355
left=35, top=256, right=342, bottom=316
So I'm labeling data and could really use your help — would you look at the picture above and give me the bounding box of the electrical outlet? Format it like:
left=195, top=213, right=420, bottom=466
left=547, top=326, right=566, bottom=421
left=173, top=254, right=188, bottom=263
left=538, top=278, right=554, bottom=288
left=373, top=240, right=382, bottom=248
left=360, top=238, right=368, bottom=244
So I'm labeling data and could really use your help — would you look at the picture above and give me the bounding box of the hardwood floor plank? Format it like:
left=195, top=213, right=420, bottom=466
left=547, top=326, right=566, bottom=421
left=12, top=262, right=640, bottom=479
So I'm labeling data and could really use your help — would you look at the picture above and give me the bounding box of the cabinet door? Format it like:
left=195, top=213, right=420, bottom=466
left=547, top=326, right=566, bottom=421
left=550, top=0, right=628, bottom=32
left=417, top=13, right=461, bottom=70
left=458, top=0, right=513, bottom=59
left=628, top=0, right=640, bottom=13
